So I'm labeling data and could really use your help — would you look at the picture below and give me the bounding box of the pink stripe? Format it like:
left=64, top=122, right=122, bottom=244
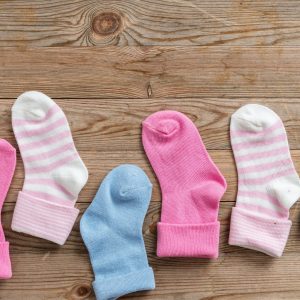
left=237, top=202, right=288, bottom=219
left=232, top=133, right=286, bottom=151
left=25, top=153, right=77, bottom=174
left=238, top=158, right=292, bottom=174
left=230, top=120, right=283, bottom=138
left=25, top=178, right=75, bottom=200
left=238, top=190, right=288, bottom=210
left=24, top=142, right=74, bottom=162
left=15, top=117, right=67, bottom=139
left=13, top=105, right=61, bottom=126
left=239, top=168, right=295, bottom=185
left=22, top=190, right=74, bottom=207
left=19, top=131, right=71, bottom=152
left=234, top=146, right=289, bottom=163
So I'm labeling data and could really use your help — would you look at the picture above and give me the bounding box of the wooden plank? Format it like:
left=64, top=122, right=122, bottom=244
left=3, top=251, right=300, bottom=299
left=1, top=95, right=300, bottom=151
left=1, top=203, right=300, bottom=299
left=3, top=250, right=300, bottom=299
left=5, top=149, right=300, bottom=206
left=2, top=47, right=300, bottom=98
left=207, top=292, right=300, bottom=300
left=2, top=1, right=300, bottom=47
left=1, top=98, right=300, bottom=151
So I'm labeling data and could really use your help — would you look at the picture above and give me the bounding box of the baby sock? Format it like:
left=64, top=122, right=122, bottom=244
left=11, top=91, right=88, bottom=245
left=0, top=140, right=16, bottom=279
left=229, top=104, right=300, bottom=257
left=80, top=164, right=155, bottom=300
left=142, top=110, right=227, bottom=258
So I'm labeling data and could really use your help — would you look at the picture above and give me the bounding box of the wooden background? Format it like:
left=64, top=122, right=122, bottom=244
left=1, top=0, right=300, bottom=299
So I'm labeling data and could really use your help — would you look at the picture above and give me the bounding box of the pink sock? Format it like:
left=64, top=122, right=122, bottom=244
left=142, top=111, right=227, bottom=258
left=0, top=139, right=16, bottom=279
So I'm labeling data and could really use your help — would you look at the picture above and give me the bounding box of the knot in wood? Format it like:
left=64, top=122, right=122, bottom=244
left=72, top=283, right=92, bottom=298
left=92, top=12, right=121, bottom=36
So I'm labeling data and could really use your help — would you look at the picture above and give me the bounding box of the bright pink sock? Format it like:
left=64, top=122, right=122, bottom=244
left=142, top=111, right=227, bottom=258
left=0, top=139, right=16, bottom=279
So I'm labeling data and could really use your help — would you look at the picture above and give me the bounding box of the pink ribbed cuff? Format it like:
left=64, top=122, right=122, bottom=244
left=157, top=221, right=220, bottom=258
left=229, top=207, right=292, bottom=257
left=11, top=192, right=79, bottom=245
left=0, top=242, right=12, bottom=279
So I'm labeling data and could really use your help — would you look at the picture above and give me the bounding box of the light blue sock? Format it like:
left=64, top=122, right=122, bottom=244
left=80, top=164, right=155, bottom=300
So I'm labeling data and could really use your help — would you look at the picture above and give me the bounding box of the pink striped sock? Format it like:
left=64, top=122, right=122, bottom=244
left=229, top=104, right=300, bottom=257
left=142, top=111, right=227, bottom=258
left=11, top=91, right=88, bottom=245
left=0, top=139, right=16, bottom=279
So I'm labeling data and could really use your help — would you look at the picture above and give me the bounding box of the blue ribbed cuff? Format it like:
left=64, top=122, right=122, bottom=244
left=93, top=267, right=155, bottom=300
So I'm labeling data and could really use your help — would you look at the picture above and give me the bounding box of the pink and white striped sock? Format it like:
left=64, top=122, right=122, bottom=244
left=229, top=104, right=300, bottom=257
left=11, top=91, right=88, bottom=245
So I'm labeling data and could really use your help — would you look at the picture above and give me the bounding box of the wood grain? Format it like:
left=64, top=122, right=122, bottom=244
left=2, top=46, right=300, bottom=99
left=1, top=2, right=300, bottom=297
left=2, top=0, right=300, bottom=47
left=1, top=98, right=300, bottom=151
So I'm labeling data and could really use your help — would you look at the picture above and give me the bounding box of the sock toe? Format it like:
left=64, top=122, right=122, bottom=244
left=0, top=139, right=16, bottom=153
left=12, top=91, right=55, bottom=121
left=232, top=104, right=281, bottom=132
left=142, top=110, right=191, bottom=138
left=109, top=164, right=152, bottom=201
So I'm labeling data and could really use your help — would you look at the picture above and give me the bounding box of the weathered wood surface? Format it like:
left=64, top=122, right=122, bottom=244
left=2, top=47, right=300, bottom=99
left=1, top=98, right=300, bottom=151
left=1, top=0, right=300, bottom=47
left=1, top=1, right=300, bottom=298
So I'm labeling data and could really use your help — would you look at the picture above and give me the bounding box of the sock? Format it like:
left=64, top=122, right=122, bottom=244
left=229, top=104, right=300, bottom=257
left=11, top=91, right=88, bottom=245
left=0, top=140, right=16, bottom=279
left=80, top=164, right=155, bottom=300
left=142, top=110, right=227, bottom=258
